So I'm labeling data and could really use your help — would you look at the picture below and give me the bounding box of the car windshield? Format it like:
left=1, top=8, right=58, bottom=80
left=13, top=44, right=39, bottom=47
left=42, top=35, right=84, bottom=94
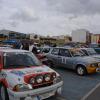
left=70, top=49, right=86, bottom=57
left=4, top=52, right=42, bottom=69
left=42, top=48, right=50, bottom=53
left=87, top=49, right=97, bottom=55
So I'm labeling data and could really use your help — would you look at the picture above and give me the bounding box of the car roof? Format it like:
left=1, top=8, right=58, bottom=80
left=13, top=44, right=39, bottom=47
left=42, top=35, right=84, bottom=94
left=0, top=49, right=30, bottom=53
left=80, top=48, right=94, bottom=50
left=54, top=47, right=73, bottom=49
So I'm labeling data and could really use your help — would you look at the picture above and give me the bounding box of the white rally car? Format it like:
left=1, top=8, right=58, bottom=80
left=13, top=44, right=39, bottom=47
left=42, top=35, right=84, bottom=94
left=0, top=49, right=63, bottom=100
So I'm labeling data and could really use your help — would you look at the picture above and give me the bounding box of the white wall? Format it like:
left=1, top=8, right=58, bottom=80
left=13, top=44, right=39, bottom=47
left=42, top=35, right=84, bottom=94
left=72, top=29, right=87, bottom=43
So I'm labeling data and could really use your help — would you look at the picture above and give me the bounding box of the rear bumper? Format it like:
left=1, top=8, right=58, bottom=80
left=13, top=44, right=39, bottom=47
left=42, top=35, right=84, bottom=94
left=7, top=81, right=63, bottom=100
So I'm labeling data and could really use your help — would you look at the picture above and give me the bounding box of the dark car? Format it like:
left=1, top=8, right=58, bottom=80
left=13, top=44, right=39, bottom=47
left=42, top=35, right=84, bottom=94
left=89, top=43, right=100, bottom=54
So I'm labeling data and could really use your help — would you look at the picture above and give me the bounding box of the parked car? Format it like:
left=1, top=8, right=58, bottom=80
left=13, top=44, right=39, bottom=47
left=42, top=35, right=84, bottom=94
left=47, top=47, right=100, bottom=76
left=37, top=47, right=53, bottom=55
left=0, top=49, right=63, bottom=100
left=32, top=46, right=49, bottom=65
left=94, top=48, right=100, bottom=54
left=80, top=48, right=100, bottom=59
left=0, top=45, right=12, bottom=49
left=2, top=39, right=21, bottom=49
left=89, top=43, right=100, bottom=54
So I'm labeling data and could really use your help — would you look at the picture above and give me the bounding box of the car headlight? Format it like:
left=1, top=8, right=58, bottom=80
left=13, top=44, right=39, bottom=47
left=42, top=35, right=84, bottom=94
left=36, top=75, right=43, bottom=84
left=52, top=72, right=56, bottom=79
left=91, top=64, right=95, bottom=67
left=13, top=84, right=32, bottom=92
left=90, top=63, right=98, bottom=67
left=30, top=78, right=35, bottom=84
left=44, top=74, right=51, bottom=82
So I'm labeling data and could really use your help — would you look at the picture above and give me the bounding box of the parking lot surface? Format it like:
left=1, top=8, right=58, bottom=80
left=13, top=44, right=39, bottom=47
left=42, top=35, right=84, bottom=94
left=48, top=67, right=100, bottom=100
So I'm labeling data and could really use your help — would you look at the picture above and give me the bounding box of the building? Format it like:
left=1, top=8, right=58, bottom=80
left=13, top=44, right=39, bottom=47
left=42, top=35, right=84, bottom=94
left=91, top=34, right=100, bottom=44
left=72, top=29, right=91, bottom=44
left=39, top=37, right=57, bottom=45
left=29, top=33, right=40, bottom=40
left=51, top=35, right=71, bottom=45
left=0, top=29, right=29, bottom=41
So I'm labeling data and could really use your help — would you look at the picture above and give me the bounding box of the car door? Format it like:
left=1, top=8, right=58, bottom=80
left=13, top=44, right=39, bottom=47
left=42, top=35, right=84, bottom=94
left=48, top=48, right=59, bottom=66
left=58, top=49, right=73, bottom=69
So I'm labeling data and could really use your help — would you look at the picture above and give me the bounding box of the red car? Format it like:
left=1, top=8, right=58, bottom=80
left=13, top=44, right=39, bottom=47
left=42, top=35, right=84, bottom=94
left=32, top=47, right=49, bottom=65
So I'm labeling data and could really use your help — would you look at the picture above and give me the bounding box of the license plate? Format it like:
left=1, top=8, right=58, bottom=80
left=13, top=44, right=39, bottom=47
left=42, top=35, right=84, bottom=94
left=39, top=91, right=55, bottom=99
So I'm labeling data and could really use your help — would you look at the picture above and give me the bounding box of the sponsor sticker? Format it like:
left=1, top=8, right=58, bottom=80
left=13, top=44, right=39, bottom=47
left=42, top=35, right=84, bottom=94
left=10, top=70, right=25, bottom=76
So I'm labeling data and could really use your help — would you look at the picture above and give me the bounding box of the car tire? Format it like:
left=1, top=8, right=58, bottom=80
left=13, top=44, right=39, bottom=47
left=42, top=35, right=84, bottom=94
left=0, top=84, right=9, bottom=100
left=76, top=65, right=87, bottom=76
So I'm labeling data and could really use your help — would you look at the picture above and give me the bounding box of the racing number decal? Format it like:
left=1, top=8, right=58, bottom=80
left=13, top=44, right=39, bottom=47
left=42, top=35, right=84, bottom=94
left=62, top=57, right=66, bottom=64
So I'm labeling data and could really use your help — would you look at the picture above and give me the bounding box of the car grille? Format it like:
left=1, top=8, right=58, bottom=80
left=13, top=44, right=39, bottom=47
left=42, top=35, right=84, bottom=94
left=33, top=82, right=53, bottom=89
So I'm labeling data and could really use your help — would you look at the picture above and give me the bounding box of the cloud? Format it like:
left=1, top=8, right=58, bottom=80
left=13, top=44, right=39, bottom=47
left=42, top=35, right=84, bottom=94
left=0, top=0, right=100, bottom=36
left=46, top=0, right=100, bottom=15
left=10, top=8, right=39, bottom=23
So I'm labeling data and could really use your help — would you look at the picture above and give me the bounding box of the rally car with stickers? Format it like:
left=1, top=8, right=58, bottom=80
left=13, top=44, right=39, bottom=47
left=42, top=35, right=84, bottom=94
left=0, top=49, right=63, bottom=100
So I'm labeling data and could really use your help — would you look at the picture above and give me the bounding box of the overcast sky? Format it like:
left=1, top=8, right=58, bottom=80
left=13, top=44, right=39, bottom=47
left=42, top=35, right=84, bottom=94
left=0, top=0, right=100, bottom=36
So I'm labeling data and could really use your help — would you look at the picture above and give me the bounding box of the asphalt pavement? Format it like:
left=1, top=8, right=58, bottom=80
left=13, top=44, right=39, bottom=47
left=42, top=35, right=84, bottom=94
left=81, top=83, right=100, bottom=100
left=47, top=67, right=100, bottom=100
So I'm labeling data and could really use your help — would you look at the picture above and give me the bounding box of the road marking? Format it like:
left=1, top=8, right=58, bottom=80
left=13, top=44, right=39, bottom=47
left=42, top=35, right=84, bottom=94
left=81, top=82, right=100, bottom=100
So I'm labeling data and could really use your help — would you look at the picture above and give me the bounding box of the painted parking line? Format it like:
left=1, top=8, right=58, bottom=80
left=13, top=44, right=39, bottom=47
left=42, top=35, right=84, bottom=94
left=81, top=82, right=100, bottom=100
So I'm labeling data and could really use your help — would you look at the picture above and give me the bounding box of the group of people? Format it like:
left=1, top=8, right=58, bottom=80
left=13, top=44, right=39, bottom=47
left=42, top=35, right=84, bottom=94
left=20, top=43, right=39, bottom=55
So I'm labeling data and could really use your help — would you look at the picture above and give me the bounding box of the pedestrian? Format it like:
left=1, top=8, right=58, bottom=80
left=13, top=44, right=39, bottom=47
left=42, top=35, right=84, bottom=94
left=24, top=43, right=29, bottom=51
left=22, top=43, right=29, bottom=51
left=32, top=46, right=38, bottom=54
left=29, top=43, right=34, bottom=52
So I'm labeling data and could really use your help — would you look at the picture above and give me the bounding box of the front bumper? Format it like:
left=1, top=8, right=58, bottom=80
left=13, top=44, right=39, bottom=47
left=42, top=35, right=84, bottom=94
left=86, top=66, right=100, bottom=74
left=7, top=81, right=63, bottom=100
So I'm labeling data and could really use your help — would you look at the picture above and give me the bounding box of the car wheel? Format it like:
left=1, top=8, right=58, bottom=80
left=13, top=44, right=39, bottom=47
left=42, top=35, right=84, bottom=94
left=0, top=84, right=9, bottom=100
left=76, top=66, right=87, bottom=76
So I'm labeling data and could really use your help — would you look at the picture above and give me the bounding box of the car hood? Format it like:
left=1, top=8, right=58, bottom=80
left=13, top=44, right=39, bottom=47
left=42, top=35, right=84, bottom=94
left=91, top=55, right=100, bottom=59
left=74, top=56, right=100, bottom=64
left=4, top=65, right=57, bottom=88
